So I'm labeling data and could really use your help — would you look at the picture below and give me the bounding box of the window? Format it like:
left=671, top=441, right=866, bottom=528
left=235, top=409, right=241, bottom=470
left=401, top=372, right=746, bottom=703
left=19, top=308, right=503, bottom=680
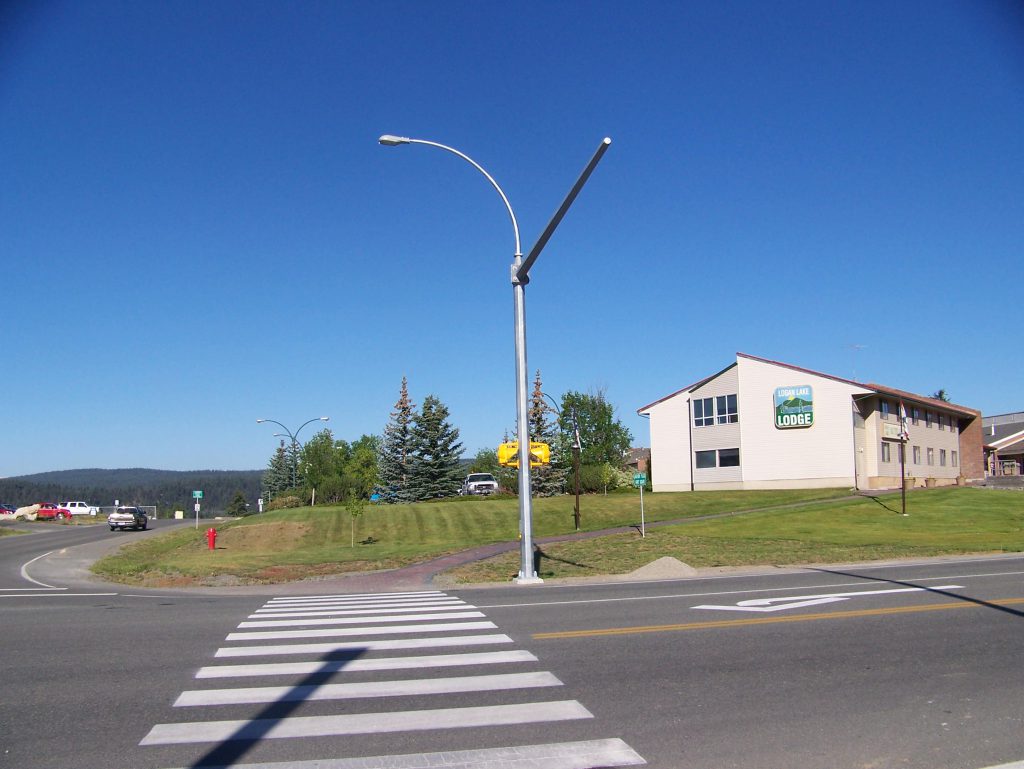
left=693, top=394, right=739, bottom=427
left=927, top=447, right=935, bottom=466
left=913, top=445, right=921, bottom=464
left=880, top=400, right=891, bottom=420
left=695, top=448, right=741, bottom=469
left=881, top=442, right=891, bottom=463
left=718, top=447, right=740, bottom=467
left=940, top=449, right=947, bottom=466
left=952, top=451, right=958, bottom=467
left=925, top=411, right=933, bottom=428
left=716, top=394, right=738, bottom=424
left=695, top=450, right=716, bottom=468
left=912, top=408, right=921, bottom=425
left=694, top=398, right=714, bottom=427
left=938, top=415, right=945, bottom=431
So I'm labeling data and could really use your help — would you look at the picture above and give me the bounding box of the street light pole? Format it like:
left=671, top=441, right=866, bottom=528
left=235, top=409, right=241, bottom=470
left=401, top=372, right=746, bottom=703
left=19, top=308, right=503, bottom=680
left=256, top=416, right=330, bottom=489
left=379, top=134, right=611, bottom=584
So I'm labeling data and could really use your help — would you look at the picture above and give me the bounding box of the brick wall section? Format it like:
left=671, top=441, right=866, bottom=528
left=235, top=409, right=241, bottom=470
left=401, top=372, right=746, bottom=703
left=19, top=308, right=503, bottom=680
left=958, top=411, right=985, bottom=481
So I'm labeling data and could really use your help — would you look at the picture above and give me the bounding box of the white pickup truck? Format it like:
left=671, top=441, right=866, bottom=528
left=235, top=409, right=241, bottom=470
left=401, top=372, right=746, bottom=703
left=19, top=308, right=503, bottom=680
left=63, top=501, right=99, bottom=516
left=462, top=473, right=499, bottom=495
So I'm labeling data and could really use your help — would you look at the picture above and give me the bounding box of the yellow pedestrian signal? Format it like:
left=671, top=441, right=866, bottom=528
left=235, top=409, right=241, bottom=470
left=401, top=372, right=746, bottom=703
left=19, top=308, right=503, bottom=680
left=529, top=442, right=550, bottom=466
left=498, top=442, right=519, bottom=467
left=497, top=441, right=551, bottom=468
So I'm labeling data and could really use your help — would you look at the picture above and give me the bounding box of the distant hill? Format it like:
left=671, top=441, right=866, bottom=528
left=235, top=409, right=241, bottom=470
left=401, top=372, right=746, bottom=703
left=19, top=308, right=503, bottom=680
left=0, top=468, right=262, bottom=513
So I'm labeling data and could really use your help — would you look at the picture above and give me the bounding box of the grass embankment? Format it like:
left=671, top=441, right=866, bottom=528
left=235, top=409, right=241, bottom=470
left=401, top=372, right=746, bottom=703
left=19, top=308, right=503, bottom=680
left=91, top=487, right=1023, bottom=586
left=90, top=488, right=849, bottom=586
left=452, top=487, right=1024, bottom=582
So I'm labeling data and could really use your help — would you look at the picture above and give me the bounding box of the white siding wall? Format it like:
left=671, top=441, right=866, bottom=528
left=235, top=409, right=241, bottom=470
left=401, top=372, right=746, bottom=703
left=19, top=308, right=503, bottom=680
left=690, top=366, right=743, bottom=488
left=642, top=355, right=965, bottom=493
left=646, top=393, right=693, bottom=492
left=736, top=356, right=872, bottom=489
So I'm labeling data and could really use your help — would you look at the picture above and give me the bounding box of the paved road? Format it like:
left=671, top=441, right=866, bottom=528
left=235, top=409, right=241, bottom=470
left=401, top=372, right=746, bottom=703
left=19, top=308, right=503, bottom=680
left=2, top=523, right=1024, bottom=768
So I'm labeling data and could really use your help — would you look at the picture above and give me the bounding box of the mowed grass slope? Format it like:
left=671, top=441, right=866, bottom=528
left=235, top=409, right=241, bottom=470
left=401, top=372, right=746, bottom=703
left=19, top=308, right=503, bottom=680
left=91, top=488, right=850, bottom=586
left=91, top=487, right=1022, bottom=586
left=451, top=487, right=1024, bottom=582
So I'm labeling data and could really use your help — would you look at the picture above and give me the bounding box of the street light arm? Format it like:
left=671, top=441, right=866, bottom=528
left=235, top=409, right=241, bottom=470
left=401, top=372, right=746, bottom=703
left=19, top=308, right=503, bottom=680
left=379, top=135, right=521, bottom=258
left=516, top=137, right=611, bottom=285
left=294, top=416, right=331, bottom=442
left=257, top=418, right=294, bottom=441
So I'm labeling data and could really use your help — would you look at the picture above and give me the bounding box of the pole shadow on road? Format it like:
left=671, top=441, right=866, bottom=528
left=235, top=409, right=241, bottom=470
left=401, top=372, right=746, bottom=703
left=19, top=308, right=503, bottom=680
left=187, top=647, right=368, bottom=768
left=809, top=567, right=1024, bottom=620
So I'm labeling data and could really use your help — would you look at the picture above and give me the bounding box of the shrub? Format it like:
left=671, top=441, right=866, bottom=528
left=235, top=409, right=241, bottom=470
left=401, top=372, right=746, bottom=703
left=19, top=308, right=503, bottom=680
left=265, top=495, right=302, bottom=512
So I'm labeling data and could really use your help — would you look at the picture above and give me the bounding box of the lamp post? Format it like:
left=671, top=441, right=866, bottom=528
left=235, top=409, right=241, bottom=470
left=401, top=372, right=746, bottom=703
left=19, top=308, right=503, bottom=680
left=256, top=416, right=330, bottom=489
left=379, top=134, right=610, bottom=584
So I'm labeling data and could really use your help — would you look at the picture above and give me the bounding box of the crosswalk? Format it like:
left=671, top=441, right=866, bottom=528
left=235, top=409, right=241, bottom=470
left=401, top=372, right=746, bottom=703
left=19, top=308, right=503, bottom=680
left=141, top=590, right=646, bottom=768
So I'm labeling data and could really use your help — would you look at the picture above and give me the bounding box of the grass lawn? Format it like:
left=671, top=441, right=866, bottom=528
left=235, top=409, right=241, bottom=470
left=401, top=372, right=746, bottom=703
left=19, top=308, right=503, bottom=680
left=90, top=487, right=1022, bottom=586
left=450, top=487, right=1024, bottom=582
left=90, top=488, right=848, bottom=586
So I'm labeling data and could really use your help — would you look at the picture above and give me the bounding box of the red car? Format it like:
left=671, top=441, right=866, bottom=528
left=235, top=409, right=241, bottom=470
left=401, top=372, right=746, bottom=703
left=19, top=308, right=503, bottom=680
left=36, top=503, right=71, bottom=520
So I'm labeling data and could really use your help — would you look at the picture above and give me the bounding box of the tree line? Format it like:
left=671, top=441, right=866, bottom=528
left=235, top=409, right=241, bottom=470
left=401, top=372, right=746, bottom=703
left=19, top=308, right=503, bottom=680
left=0, top=469, right=262, bottom=514
left=259, top=373, right=635, bottom=507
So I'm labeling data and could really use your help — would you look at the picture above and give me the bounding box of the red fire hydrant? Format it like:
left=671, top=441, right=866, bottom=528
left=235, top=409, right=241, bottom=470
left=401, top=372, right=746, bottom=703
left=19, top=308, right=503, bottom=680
left=206, top=527, right=217, bottom=550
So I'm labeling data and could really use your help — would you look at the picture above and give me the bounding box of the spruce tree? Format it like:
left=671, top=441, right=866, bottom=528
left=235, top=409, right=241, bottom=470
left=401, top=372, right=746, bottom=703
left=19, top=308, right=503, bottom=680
left=377, top=377, right=416, bottom=502
left=407, top=394, right=464, bottom=500
left=529, top=370, right=568, bottom=496
left=260, top=440, right=290, bottom=501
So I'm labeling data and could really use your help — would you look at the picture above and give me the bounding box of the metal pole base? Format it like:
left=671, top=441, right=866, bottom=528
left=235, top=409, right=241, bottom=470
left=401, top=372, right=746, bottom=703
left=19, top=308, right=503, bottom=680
left=513, top=575, right=545, bottom=585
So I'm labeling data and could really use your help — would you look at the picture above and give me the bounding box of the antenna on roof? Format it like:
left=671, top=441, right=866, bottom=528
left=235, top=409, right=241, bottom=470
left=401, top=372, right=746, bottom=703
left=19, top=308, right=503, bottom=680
left=847, top=343, right=867, bottom=381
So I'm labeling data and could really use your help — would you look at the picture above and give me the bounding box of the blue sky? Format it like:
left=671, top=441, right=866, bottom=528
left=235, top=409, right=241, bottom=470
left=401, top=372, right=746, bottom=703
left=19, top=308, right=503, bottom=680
left=2, top=0, right=1022, bottom=478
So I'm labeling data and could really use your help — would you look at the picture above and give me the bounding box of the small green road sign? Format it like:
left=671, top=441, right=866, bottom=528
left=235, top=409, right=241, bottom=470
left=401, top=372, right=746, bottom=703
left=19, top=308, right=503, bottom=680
left=633, top=473, right=647, bottom=487
left=192, top=490, right=204, bottom=499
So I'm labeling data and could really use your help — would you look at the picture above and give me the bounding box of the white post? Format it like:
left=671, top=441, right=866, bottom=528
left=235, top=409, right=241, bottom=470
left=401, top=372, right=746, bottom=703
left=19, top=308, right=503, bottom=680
left=640, top=484, right=645, bottom=538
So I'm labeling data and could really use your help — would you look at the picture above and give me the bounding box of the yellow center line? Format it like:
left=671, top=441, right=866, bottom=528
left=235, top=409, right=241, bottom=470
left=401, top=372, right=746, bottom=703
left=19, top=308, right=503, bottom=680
left=532, top=597, right=1024, bottom=640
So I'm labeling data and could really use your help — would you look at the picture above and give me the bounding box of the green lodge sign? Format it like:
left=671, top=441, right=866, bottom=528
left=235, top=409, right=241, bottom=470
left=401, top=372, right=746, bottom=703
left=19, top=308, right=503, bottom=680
left=775, top=385, right=814, bottom=429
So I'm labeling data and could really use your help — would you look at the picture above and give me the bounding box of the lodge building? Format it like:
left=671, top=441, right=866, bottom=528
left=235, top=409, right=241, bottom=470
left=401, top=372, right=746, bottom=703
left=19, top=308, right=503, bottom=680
left=637, top=353, right=983, bottom=492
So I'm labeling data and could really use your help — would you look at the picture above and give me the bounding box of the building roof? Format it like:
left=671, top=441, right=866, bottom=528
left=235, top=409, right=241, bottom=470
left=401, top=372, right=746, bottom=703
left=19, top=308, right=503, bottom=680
left=865, top=383, right=979, bottom=418
left=994, top=437, right=1024, bottom=456
left=637, top=352, right=980, bottom=418
left=985, top=424, right=1024, bottom=449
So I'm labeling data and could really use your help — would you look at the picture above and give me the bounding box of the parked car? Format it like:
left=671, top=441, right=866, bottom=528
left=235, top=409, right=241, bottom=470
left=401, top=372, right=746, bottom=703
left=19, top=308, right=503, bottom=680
left=35, top=503, right=71, bottom=520
left=107, top=506, right=148, bottom=531
left=62, top=501, right=99, bottom=516
left=0, top=503, right=17, bottom=516
left=461, top=473, right=499, bottom=495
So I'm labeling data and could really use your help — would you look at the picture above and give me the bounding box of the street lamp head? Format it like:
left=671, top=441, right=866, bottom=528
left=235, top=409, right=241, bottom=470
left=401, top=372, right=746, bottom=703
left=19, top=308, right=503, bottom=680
left=379, top=134, right=411, bottom=146
left=319, top=416, right=330, bottom=422
left=256, top=419, right=266, bottom=424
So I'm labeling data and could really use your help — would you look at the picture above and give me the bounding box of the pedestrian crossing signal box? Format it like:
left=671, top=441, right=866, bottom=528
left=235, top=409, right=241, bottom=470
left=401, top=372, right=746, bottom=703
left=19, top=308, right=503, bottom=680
left=497, top=441, right=551, bottom=468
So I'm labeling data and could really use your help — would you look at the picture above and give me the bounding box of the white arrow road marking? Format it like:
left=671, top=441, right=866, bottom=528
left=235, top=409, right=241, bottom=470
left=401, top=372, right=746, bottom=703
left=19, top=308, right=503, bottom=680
left=693, top=585, right=964, bottom=613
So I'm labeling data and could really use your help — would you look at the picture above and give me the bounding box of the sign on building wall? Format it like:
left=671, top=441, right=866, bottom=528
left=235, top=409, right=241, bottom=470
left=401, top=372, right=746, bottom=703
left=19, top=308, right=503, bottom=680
left=775, top=385, right=814, bottom=429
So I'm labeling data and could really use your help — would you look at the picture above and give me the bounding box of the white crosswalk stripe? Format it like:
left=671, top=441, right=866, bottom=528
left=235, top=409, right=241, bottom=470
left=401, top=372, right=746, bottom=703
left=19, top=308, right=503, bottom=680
left=215, top=632, right=515, bottom=658
left=174, top=671, right=564, bottom=706
left=250, top=602, right=472, bottom=618
left=225, top=619, right=497, bottom=641
left=196, top=649, right=540, bottom=678
left=238, top=609, right=485, bottom=628
left=143, top=590, right=646, bottom=768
